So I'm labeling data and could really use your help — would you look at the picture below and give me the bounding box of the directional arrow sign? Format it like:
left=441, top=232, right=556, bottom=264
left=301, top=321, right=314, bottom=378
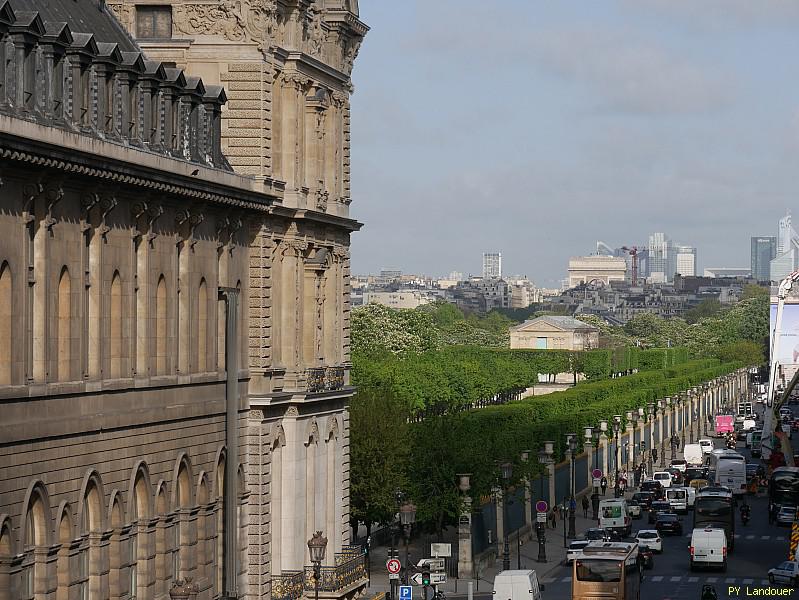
left=411, top=573, right=423, bottom=586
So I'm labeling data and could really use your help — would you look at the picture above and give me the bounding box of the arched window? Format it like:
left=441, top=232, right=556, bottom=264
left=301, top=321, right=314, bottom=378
left=109, top=272, right=123, bottom=378
left=109, top=495, right=124, bottom=597
left=56, top=507, right=72, bottom=600
left=197, top=279, right=207, bottom=372
left=215, top=455, right=225, bottom=595
left=78, top=481, right=103, bottom=600
left=196, top=476, right=210, bottom=584
left=0, top=517, right=12, bottom=600
left=155, top=484, right=169, bottom=597
left=155, top=276, right=167, bottom=375
left=57, top=267, right=72, bottom=381
left=22, top=486, right=49, bottom=600
left=0, top=261, right=11, bottom=384
left=174, top=464, right=191, bottom=581
left=130, top=471, right=151, bottom=600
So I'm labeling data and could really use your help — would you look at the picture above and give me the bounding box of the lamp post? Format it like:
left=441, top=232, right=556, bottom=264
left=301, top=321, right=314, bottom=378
left=520, top=450, right=530, bottom=569
left=500, top=461, right=512, bottom=571
left=599, top=419, right=608, bottom=478
left=679, top=395, right=687, bottom=451
left=567, top=433, right=577, bottom=539
left=647, top=403, right=655, bottom=476
left=629, top=410, right=639, bottom=471
left=613, top=415, right=622, bottom=498
left=399, top=502, right=416, bottom=584
left=308, top=531, right=328, bottom=600
left=389, top=490, right=403, bottom=600
left=536, top=445, right=553, bottom=563
left=657, top=399, right=666, bottom=468
left=561, top=500, right=567, bottom=549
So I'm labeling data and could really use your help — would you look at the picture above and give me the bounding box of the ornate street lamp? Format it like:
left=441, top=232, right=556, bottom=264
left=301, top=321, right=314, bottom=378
left=657, top=400, right=666, bottom=468
left=399, top=502, right=416, bottom=584
left=647, top=403, right=655, bottom=476
left=613, top=415, right=622, bottom=497
left=567, top=433, right=578, bottom=538
left=536, top=447, right=552, bottom=563
left=500, top=462, right=512, bottom=571
left=308, top=531, right=328, bottom=600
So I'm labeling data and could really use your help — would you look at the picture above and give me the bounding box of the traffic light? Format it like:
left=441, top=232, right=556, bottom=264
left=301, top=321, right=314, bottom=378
left=421, top=571, right=431, bottom=586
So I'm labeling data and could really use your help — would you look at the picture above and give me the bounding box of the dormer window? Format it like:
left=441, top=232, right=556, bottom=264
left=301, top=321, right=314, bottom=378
left=136, top=6, right=172, bottom=39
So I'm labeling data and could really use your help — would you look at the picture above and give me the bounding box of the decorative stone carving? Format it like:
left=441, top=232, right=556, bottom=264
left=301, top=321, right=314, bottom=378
left=303, top=5, right=326, bottom=57
left=315, top=189, right=328, bottom=212
left=341, top=37, right=362, bottom=75
left=107, top=4, right=135, bottom=30
left=281, top=71, right=311, bottom=92
left=173, top=0, right=278, bottom=46
left=249, top=409, right=264, bottom=421
left=284, top=406, right=299, bottom=418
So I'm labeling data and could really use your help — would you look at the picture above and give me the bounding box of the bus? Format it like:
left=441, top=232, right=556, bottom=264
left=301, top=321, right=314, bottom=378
left=599, top=499, right=631, bottom=536
left=572, top=541, right=640, bottom=600
left=694, top=487, right=735, bottom=551
left=769, top=467, right=799, bottom=510
left=706, top=450, right=746, bottom=496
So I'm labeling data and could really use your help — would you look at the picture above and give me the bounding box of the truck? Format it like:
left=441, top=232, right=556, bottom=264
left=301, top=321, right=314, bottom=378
left=714, top=415, right=734, bottom=438
left=493, top=570, right=545, bottom=600
left=683, top=444, right=704, bottom=467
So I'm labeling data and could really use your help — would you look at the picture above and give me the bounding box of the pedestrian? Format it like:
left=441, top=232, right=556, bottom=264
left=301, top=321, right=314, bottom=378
left=652, top=447, right=658, bottom=463
left=550, top=506, right=558, bottom=529
left=769, top=502, right=778, bottom=525
left=600, top=476, right=608, bottom=496
left=581, top=495, right=589, bottom=518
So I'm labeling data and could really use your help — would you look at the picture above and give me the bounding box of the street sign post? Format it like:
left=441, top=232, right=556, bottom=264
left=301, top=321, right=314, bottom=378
left=386, top=558, right=401, bottom=575
left=430, top=543, right=451, bottom=557
left=536, top=511, right=547, bottom=523
left=389, top=573, right=400, bottom=580
left=592, top=468, right=603, bottom=479
left=593, top=477, right=601, bottom=488
left=411, top=573, right=423, bottom=586
left=418, top=558, right=445, bottom=571
left=535, top=500, right=548, bottom=513
left=399, top=586, right=413, bottom=600
left=431, top=573, right=447, bottom=585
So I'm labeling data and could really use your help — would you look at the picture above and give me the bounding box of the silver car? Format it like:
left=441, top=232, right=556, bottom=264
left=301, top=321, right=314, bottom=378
left=776, top=505, right=797, bottom=526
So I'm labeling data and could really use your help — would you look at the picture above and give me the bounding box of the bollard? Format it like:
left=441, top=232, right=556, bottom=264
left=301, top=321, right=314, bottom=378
left=467, top=581, right=474, bottom=600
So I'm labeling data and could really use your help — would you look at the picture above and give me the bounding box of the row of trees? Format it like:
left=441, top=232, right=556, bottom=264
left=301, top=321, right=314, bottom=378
left=350, top=358, right=740, bottom=537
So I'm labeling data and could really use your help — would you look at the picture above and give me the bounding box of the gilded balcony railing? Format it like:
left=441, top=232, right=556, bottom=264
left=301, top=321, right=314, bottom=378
left=326, top=366, right=345, bottom=391
left=272, top=571, right=304, bottom=600
left=303, top=549, right=367, bottom=593
left=307, top=368, right=326, bottom=392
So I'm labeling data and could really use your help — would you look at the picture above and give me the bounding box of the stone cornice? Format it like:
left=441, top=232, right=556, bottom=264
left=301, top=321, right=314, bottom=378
left=283, top=50, right=351, bottom=86
left=0, top=114, right=283, bottom=211
left=269, top=204, right=363, bottom=232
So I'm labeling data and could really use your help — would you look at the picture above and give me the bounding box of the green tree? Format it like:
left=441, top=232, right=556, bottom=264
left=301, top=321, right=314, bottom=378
left=349, top=389, right=410, bottom=534
left=741, top=284, right=769, bottom=301
left=684, top=299, right=723, bottom=324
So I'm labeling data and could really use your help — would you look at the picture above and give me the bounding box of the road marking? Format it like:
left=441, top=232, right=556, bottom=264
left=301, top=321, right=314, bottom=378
left=743, top=579, right=754, bottom=584
left=670, top=576, right=682, bottom=582
left=762, top=535, right=770, bottom=540
left=542, top=578, right=556, bottom=584
left=561, top=577, right=572, bottom=583
left=706, top=577, right=718, bottom=583
left=688, top=577, right=699, bottom=583
left=650, top=575, right=663, bottom=582
left=778, top=536, right=786, bottom=541
left=734, top=534, right=741, bottom=539
left=725, top=578, right=736, bottom=583
left=746, top=535, right=755, bottom=539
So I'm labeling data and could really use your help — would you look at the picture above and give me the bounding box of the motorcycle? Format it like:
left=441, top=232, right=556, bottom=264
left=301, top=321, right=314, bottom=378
left=740, top=506, right=751, bottom=526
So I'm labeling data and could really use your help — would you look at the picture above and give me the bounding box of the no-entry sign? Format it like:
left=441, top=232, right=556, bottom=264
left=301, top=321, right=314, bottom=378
left=592, top=469, right=603, bottom=479
left=535, top=500, right=548, bottom=512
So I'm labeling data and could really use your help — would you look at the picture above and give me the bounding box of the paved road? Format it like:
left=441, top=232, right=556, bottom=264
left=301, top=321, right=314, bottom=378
left=537, top=429, right=791, bottom=599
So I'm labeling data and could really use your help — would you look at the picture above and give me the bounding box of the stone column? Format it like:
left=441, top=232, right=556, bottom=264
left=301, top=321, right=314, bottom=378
left=494, top=487, right=504, bottom=555
left=584, top=439, right=594, bottom=489
left=626, top=424, right=634, bottom=469
left=458, top=494, right=473, bottom=579
left=600, top=433, right=609, bottom=478
left=547, top=463, right=556, bottom=510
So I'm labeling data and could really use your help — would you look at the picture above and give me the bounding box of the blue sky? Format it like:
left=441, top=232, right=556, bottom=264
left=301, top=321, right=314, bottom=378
left=349, top=1, right=799, bottom=285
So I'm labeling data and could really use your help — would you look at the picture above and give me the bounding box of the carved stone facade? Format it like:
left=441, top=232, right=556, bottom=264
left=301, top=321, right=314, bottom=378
left=108, top=1, right=368, bottom=599
left=0, top=1, right=367, bottom=600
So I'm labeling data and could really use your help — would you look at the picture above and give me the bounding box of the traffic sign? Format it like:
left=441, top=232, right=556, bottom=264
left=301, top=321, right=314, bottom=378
left=431, top=543, right=451, bottom=557
left=399, top=586, right=413, bottom=600
left=593, top=477, right=601, bottom=488
left=535, top=500, right=548, bottom=512
left=592, top=468, right=602, bottom=478
left=411, top=573, right=423, bottom=586
left=418, top=558, right=445, bottom=571
left=386, top=558, right=401, bottom=574
left=389, top=573, right=400, bottom=580
left=536, top=511, right=547, bottom=523
left=431, top=573, right=447, bottom=585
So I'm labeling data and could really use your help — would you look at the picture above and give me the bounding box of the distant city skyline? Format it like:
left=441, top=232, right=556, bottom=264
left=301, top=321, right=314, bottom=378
left=350, top=1, right=799, bottom=284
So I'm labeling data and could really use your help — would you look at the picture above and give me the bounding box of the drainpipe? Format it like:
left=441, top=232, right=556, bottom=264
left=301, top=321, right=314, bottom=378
left=219, top=287, right=239, bottom=600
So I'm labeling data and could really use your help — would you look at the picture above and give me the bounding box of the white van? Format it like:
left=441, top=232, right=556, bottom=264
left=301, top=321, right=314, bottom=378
left=683, top=444, right=704, bottom=467
left=493, top=569, right=544, bottom=600
left=699, top=439, right=714, bottom=454
left=599, top=498, right=631, bottom=536
left=684, top=486, right=696, bottom=509
left=689, top=527, right=728, bottom=571
left=666, top=488, right=688, bottom=514
left=653, top=471, right=673, bottom=488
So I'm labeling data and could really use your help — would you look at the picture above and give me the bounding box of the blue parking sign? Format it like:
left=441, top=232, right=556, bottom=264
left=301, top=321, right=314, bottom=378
left=399, top=585, right=412, bottom=600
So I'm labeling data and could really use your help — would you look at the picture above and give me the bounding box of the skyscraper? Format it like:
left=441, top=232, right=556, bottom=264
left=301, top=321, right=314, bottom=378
left=675, top=246, right=697, bottom=277
left=771, top=213, right=799, bottom=282
left=751, top=236, right=777, bottom=282
left=483, top=252, right=502, bottom=278
left=648, top=233, right=675, bottom=283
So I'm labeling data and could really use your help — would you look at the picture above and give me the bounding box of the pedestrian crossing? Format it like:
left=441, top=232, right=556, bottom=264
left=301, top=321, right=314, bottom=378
left=679, top=533, right=785, bottom=541
left=542, top=575, right=774, bottom=585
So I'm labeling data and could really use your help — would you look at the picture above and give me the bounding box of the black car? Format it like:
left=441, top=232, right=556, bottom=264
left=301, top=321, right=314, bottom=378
left=638, top=545, right=655, bottom=570
left=583, top=528, right=611, bottom=541
left=666, top=468, right=684, bottom=485
left=641, top=480, right=665, bottom=499
left=649, top=501, right=672, bottom=524
left=655, top=513, right=683, bottom=536
left=632, top=491, right=655, bottom=510
left=684, top=468, right=706, bottom=485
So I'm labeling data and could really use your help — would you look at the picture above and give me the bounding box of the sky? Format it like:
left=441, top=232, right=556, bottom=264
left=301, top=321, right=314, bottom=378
left=348, top=0, right=799, bottom=286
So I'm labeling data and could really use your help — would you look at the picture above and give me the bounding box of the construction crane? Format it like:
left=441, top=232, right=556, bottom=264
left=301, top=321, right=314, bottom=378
left=620, top=246, right=639, bottom=286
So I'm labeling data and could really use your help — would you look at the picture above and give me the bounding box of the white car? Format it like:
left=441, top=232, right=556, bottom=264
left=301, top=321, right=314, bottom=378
left=769, top=560, right=799, bottom=586
left=670, top=459, right=687, bottom=473
left=635, top=530, right=662, bottom=553
left=653, top=471, right=673, bottom=488
left=699, top=439, right=714, bottom=454
left=566, top=540, right=590, bottom=564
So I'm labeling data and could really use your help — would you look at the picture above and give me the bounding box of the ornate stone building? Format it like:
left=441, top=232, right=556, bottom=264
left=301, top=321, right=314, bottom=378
left=0, top=0, right=367, bottom=599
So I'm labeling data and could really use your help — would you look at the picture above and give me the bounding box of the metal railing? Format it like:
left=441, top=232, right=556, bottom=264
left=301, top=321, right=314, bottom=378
left=272, top=571, right=304, bottom=600
left=303, top=548, right=367, bottom=593
left=306, top=366, right=347, bottom=393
